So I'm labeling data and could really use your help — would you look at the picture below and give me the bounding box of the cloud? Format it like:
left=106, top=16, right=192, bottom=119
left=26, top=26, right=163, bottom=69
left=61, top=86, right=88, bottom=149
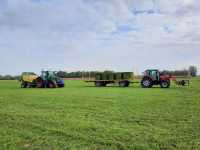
left=0, top=0, right=199, bottom=75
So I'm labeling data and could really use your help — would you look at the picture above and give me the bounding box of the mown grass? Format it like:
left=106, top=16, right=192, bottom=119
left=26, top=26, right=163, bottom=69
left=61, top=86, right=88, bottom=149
left=0, top=79, right=200, bottom=150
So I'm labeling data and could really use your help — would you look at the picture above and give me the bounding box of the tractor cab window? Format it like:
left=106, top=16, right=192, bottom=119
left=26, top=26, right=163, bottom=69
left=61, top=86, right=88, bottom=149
left=149, top=70, right=159, bottom=80
left=150, top=70, right=157, bottom=76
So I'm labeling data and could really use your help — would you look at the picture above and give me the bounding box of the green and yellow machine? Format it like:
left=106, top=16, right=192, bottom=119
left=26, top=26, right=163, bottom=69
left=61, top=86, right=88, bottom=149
left=20, top=71, right=65, bottom=88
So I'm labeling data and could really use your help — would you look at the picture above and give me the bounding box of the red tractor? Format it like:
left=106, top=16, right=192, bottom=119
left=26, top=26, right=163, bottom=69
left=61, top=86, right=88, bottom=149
left=141, top=69, right=190, bottom=88
left=141, top=69, right=171, bottom=88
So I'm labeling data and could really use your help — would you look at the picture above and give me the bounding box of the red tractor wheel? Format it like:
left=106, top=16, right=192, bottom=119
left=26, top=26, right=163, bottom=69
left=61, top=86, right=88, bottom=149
left=141, top=77, right=153, bottom=88
left=160, top=80, right=170, bottom=88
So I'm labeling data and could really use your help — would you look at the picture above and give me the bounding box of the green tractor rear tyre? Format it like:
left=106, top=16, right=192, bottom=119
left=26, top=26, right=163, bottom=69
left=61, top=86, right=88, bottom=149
left=36, top=78, right=44, bottom=88
left=47, top=81, right=57, bottom=88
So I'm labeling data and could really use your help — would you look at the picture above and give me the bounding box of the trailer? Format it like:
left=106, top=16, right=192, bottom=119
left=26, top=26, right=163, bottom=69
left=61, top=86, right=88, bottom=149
left=85, top=72, right=134, bottom=87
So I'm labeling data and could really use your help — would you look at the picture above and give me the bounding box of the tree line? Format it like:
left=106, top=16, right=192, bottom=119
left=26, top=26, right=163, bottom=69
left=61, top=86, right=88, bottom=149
left=161, top=66, right=198, bottom=77
left=0, top=66, right=198, bottom=80
left=56, top=66, right=198, bottom=78
left=0, top=75, right=20, bottom=80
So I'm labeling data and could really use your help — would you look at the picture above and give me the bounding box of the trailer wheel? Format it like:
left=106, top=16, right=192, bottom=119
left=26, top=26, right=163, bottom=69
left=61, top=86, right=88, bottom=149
left=119, top=81, right=129, bottom=87
left=141, top=77, right=153, bottom=88
left=95, top=81, right=105, bottom=87
left=160, top=80, right=170, bottom=88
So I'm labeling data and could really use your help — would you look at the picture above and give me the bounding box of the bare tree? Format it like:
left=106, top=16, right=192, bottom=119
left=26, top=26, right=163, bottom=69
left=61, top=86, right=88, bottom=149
left=189, top=66, right=197, bottom=77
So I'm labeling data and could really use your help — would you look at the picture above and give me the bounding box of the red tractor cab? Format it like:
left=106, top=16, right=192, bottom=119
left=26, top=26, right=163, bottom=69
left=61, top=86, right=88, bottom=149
left=141, top=69, right=170, bottom=88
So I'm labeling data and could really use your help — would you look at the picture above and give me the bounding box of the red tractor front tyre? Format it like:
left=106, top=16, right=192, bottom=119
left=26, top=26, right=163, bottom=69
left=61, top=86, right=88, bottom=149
left=160, top=80, right=170, bottom=88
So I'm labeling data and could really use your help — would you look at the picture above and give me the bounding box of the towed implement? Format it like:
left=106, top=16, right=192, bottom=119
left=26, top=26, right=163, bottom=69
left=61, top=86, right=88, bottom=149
left=20, top=71, right=65, bottom=88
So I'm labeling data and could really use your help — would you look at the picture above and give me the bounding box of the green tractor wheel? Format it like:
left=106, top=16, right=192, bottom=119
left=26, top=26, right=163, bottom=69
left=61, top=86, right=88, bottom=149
left=47, top=81, right=57, bottom=88
left=36, top=78, right=44, bottom=88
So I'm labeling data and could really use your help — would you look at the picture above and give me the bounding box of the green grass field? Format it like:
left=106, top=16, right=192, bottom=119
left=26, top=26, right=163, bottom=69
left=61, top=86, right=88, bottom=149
left=0, top=79, right=200, bottom=150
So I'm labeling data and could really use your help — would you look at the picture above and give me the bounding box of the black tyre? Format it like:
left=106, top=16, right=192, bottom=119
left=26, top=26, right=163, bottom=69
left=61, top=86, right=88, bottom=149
left=57, top=84, right=65, bottom=88
left=47, top=81, right=56, bottom=88
left=26, top=83, right=32, bottom=88
left=160, top=80, right=170, bottom=88
left=95, top=81, right=106, bottom=87
left=180, top=80, right=186, bottom=86
left=119, top=81, right=130, bottom=87
left=36, top=78, right=44, bottom=88
left=141, top=77, right=153, bottom=88
left=21, top=82, right=27, bottom=88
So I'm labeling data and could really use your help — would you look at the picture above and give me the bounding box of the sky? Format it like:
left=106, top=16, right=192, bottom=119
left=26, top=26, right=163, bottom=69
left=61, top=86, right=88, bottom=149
left=0, top=0, right=199, bottom=75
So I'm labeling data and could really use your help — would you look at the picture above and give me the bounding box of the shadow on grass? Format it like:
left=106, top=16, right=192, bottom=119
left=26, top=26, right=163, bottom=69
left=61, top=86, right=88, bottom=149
left=83, top=85, right=180, bottom=89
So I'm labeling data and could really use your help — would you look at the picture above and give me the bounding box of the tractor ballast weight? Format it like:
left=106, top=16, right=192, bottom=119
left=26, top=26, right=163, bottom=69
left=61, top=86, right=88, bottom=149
left=20, top=71, right=65, bottom=88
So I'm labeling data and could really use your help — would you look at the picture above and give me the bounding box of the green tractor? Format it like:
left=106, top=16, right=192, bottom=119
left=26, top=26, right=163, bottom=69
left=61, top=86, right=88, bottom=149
left=20, top=71, right=65, bottom=88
